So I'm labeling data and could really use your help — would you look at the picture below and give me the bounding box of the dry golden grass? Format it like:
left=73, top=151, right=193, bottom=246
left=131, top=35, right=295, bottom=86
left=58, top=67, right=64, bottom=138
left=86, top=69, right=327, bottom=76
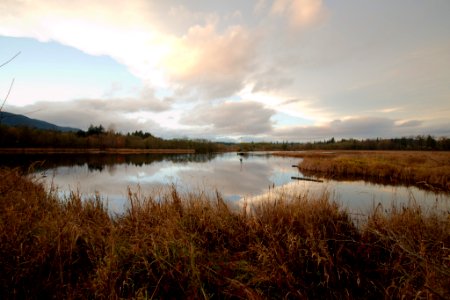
left=361, top=204, right=450, bottom=298
left=275, top=151, right=450, bottom=191
left=0, top=167, right=449, bottom=299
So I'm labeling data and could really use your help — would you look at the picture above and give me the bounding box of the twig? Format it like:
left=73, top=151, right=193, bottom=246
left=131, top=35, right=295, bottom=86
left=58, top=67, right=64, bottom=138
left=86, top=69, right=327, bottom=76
left=0, top=52, right=21, bottom=121
left=1, top=78, right=15, bottom=112
left=0, top=51, right=21, bottom=69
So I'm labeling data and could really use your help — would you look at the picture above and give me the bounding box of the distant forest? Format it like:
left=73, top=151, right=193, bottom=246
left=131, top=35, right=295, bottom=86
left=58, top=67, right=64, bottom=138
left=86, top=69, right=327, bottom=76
left=0, top=124, right=220, bottom=153
left=1, top=124, right=449, bottom=152
left=239, top=136, right=450, bottom=151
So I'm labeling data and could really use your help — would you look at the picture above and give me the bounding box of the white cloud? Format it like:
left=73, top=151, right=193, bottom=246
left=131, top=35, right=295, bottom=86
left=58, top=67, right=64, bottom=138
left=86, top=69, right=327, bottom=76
left=0, top=1, right=259, bottom=99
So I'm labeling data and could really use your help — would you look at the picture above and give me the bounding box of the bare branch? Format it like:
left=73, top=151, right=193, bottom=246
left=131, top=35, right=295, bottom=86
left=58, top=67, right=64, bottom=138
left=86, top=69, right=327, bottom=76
left=0, top=52, right=21, bottom=123
left=0, top=51, right=21, bottom=69
left=0, top=78, right=15, bottom=113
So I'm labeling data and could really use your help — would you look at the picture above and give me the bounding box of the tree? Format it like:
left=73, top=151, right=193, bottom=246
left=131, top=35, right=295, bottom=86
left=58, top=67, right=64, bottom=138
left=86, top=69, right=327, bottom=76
left=426, top=135, right=437, bottom=149
left=87, top=124, right=105, bottom=135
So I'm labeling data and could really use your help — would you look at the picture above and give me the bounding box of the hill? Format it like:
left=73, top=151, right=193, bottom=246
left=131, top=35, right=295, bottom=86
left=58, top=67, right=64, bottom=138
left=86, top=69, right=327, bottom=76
left=0, top=111, right=80, bottom=132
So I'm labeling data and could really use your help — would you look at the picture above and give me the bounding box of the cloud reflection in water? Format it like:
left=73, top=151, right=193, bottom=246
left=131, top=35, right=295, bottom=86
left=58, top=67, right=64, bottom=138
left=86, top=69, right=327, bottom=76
left=36, top=153, right=449, bottom=215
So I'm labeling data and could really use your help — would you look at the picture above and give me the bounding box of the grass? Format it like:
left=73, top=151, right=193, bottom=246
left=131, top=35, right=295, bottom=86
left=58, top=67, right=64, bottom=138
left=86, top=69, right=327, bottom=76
left=275, top=151, right=450, bottom=192
left=0, top=167, right=449, bottom=299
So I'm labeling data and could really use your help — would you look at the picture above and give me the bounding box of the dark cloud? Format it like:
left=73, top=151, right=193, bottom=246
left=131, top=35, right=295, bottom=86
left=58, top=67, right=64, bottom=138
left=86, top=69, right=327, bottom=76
left=249, top=65, right=294, bottom=93
left=329, top=117, right=395, bottom=136
left=181, top=101, right=275, bottom=135
left=13, top=102, right=148, bottom=133
left=419, top=121, right=450, bottom=137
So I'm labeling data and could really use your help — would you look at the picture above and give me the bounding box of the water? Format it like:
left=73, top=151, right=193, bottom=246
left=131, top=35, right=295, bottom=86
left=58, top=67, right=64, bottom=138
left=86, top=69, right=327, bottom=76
left=1, top=152, right=448, bottom=214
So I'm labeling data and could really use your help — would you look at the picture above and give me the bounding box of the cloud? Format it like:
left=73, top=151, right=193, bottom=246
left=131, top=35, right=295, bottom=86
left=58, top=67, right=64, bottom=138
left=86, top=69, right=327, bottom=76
left=76, top=97, right=170, bottom=114
left=181, top=101, right=275, bottom=135
left=248, top=65, right=295, bottom=93
left=86, top=86, right=172, bottom=114
left=396, top=120, right=423, bottom=128
left=329, top=117, right=395, bottom=136
left=12, top=101, right=127, bottom=132
left=10, top=88, right=172, bottom=133
left=0, top=0, right=326, bottom=118
left=9, top=101, right=450, bottom=142
left=162, top=22, right=258, bottom=98
left=272, top=116, right=439, bottom=142
left=377, top=107, right=402, bottom=113
left=1, top=1, right=449, bottom=141
left=0, top=1, right=259, bottom=99
left=271, top=0, right=325, bottom=28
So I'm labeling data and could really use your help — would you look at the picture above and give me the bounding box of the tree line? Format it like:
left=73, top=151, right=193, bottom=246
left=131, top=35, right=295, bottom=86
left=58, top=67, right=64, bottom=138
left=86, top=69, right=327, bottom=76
left=0, top=124, right=220, bottom=153
left=1, top=123, right=449, bottom=152
left=239, top=136, right=450, bottom=151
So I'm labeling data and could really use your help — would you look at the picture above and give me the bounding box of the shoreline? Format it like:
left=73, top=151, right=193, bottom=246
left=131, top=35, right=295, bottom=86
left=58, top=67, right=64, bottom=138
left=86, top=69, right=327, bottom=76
left=0, top=148, right=196, bottom=154
left=274, top=150, right=450, bottom=192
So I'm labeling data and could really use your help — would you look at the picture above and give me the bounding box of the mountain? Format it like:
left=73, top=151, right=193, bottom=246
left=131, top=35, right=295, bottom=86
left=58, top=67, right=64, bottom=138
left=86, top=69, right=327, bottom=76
left=0, top=111, right=81, bottom=132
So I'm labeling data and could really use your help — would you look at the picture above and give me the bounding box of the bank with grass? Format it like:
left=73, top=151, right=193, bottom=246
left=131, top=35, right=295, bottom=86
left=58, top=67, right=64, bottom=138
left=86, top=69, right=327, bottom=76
left=0, top=167, right=449, bottom=299
left=275, top=151, right=450, bottom=192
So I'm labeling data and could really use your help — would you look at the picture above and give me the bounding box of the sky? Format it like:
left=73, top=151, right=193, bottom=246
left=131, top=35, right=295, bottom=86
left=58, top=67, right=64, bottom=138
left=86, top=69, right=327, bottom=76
left=0, top=0, right=449, bottom=142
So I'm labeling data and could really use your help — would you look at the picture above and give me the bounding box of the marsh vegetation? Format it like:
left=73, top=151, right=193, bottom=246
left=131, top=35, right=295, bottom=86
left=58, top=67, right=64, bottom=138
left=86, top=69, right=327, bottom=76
left=0, top=167, right=449, bottom=299
left=276, top=151, right=450, bottom=192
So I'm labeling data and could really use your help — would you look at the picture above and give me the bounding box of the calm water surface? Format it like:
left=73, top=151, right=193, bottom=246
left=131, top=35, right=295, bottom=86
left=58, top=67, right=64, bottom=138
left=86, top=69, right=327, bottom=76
left=2, top=152, right=449, bottom=215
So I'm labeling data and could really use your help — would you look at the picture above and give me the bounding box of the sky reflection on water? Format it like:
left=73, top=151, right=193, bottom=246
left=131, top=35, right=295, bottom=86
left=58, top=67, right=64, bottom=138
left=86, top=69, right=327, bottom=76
left=24, top=152, right=450, bottom=215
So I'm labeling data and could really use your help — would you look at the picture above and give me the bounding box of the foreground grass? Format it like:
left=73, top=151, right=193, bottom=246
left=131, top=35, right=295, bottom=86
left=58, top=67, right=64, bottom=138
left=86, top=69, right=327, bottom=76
left=276, top=151, right=450, bottom=192
left=1, top=168, right=449, bottom=299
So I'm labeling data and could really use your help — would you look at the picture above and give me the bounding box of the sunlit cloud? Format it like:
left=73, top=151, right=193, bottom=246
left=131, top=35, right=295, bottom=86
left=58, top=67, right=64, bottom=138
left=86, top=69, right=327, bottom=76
left=271, top=0, right=325, bottom=28
left=377, top=107, right=402, bottom=113
left=239, top=84, right=331, bottom=125
left=161, top=22, right=257, bottom=98
left=395, top=120, right=423, bottom=128
left=0, top=0, right=258, bottom=98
